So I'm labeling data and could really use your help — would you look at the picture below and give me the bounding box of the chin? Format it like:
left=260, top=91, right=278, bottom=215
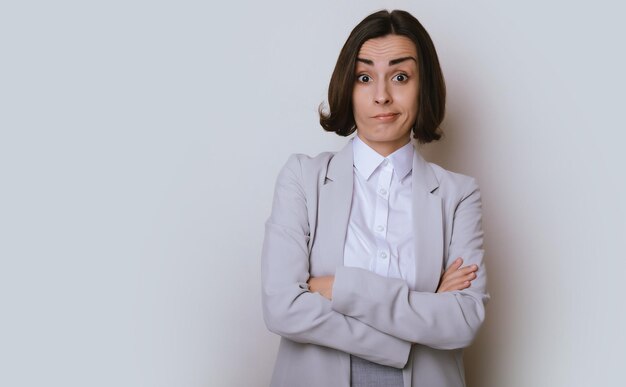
left=370, top=130, right=407, bottom=141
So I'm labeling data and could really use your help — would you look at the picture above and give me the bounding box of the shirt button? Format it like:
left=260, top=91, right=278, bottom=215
left=379, top=188, right=387, bottom=195
left=376, top=225, right=384, bottom=232
left=380, top=252, right=388, bottom=259
left=382, top=159, right=389, bottom=166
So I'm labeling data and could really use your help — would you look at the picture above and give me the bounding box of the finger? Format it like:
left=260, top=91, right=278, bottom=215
left=440, top=278, right=472, bottom=292
left=448, top=272, right=477, bottom=288
left=439, top=270, right=477, bottom=291
left=448, top=257, right=463, bottom=271
left=442, top=265, right=476, bottom=282
left=455, top=270, right=477, bottom=283
left=441, top=258, right=463, bottom=278
left=452, top=280, right=472, bottom=291
left=438, top=281, right=469, bottom=293
left=457, top=265, right=478, bottom=275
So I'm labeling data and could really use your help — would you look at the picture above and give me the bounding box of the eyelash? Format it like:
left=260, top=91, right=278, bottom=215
left=393, top=73, right=409, bottom=82
left=356, top=73, right=410, bottom=83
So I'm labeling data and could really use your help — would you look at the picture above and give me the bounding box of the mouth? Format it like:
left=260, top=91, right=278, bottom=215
left=372, top=112, right=400, bottom=121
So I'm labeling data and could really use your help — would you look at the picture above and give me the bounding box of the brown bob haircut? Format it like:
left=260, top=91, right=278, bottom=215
left=319, top=9, right=446, bottom=144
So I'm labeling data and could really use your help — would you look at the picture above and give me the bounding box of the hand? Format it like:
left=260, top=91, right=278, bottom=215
left=307, top=276, right=335, bottom=300
left=436, top=258, right=477, bottom=293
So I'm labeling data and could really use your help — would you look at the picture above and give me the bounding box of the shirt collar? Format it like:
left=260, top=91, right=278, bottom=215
left=352, top=135, right=414, bottom=181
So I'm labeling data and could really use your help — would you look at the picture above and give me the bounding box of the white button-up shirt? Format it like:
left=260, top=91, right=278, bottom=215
left=343, top=135, right=417, bottom=290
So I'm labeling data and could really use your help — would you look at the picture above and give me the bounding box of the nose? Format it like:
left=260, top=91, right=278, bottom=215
left=374, top=82, right=391, bottom=105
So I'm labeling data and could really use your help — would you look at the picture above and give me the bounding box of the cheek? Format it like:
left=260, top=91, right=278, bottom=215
left=352, top=92, right=368, bottom=116
left=398, top=90, right=419, bottom=116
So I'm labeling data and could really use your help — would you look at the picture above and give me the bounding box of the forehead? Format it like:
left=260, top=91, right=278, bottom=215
left=357, top=35, right=417, bottom=61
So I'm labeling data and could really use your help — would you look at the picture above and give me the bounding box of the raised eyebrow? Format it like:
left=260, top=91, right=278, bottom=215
left=356, top=56, right=417, bottom=66
left=389, top=56, right=417, bottom=66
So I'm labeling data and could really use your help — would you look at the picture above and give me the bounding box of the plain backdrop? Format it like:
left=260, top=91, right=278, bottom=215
left=1, top=1, right=625, bottom=386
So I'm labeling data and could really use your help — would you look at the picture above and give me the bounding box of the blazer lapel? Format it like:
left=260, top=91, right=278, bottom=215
left=317, top=140, right=354, bottom=270
left=411, top=149, right=444, bottom=292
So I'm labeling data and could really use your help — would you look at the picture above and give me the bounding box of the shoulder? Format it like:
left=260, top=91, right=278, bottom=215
left=283, top=151, right=335, bottom=171
left=428, top=162, right=480, bottom=200
left=272, top=151, right=338, bottom=205
left=279, top=151, right=337, bottom=182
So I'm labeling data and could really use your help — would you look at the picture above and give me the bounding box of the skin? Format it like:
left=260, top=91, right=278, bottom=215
left=308, top=35, right=477, bottom=299
left=352, top=34, right=419, bottom=157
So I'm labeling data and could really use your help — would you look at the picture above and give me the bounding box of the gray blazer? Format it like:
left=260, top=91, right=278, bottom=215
left=261, top=139, right=489, bottom=387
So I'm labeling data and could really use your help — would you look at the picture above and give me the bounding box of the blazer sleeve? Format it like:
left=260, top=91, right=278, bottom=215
left=331, top=179, right=489, bottom=350
left=261, top=154, right=411, bottom=368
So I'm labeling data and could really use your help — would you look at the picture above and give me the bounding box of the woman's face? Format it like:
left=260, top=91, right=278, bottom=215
left=352, top=34, right=419, bottom=156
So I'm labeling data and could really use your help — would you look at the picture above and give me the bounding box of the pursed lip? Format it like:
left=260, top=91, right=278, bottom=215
left=372, top=112, right=400, bottom=119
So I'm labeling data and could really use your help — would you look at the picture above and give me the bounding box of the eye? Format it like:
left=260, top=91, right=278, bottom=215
left=356, top=74, right=371, bottom=83
left=393, top=73, right=409, bottom=82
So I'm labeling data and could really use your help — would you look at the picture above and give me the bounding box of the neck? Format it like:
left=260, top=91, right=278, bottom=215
left=356, top=134, right=411, bottom=157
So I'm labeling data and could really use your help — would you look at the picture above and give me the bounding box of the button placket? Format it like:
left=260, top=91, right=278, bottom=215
left=373, top=160, right=393, bottom=276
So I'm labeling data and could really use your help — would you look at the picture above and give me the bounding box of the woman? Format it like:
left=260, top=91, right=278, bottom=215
left=261, top=9, right=488, bottom=387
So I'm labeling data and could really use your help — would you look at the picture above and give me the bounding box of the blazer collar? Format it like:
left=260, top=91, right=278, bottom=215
left=410, top=148, right=444, bottom=292
left=327, top=138, right=440, bottom=193
left=411, top=146, right=440, bottom=194
left=326, top=138, right=354, bottom=183
left=317, top=140, right=354, bottom=273
left=352, top=135, right=414, bottom=181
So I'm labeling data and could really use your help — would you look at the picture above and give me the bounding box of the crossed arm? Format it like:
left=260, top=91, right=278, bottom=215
left=309, top=256, right=478, bottom=299
left=262, top=155, right=488, bottom=367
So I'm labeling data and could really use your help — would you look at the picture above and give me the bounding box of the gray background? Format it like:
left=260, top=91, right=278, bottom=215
left=1, top=0, right=625, bottom=386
